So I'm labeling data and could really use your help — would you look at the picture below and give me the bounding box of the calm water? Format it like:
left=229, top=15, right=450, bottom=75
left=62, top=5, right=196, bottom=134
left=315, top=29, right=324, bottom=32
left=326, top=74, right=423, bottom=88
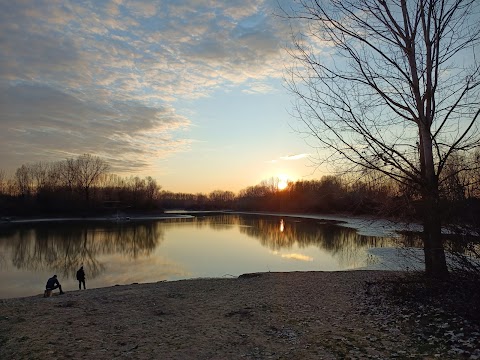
left=0, top=214, right=398, bottom=298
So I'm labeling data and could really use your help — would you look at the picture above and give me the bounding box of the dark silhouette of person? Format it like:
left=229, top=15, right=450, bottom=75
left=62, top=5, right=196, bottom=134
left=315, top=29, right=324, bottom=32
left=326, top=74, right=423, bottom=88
left=76, top=266, right=86, bottom=290
left=44, top=275, right=64, bottom=297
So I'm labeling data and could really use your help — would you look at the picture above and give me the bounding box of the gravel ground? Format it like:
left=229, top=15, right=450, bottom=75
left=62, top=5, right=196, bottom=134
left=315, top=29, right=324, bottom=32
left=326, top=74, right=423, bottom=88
left=1, top=270, right=479, bottom=359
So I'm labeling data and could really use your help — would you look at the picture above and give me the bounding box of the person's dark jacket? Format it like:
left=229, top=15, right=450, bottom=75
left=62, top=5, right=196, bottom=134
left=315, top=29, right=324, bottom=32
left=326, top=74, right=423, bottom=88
left=76, top=268, right=85, bottom=281
left=46, top=276, right=60, bottom=289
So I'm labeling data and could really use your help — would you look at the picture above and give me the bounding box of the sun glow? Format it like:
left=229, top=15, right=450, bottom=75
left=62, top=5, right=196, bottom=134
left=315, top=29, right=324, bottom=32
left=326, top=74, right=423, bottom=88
left=277, top=174, right=289, bottom=190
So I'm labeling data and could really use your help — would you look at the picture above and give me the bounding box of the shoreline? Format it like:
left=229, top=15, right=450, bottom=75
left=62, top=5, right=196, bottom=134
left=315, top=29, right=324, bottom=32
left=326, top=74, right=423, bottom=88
left=1, top=210, right=422, bottom=238
left=4, top=268, right=399, bottom=302
left=0, top=212, right=193, bottom=224
left=0, top=212, right=427, bottom=301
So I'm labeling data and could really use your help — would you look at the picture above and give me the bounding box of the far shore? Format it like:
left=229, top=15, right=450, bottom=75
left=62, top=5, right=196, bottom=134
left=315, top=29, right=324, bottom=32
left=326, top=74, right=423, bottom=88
left=1, top=210, right=422, bottom=238
left=0, top=212, right=194, bottom=224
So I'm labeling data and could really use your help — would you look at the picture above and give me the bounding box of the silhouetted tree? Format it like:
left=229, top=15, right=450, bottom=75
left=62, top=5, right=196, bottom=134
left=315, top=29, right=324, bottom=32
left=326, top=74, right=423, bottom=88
left=209, top=190, right=236, bottom=209
left=0, top=169, right=6, bottom=195
left=283, top=0, right=480, bottom=278
left=74, top=154, right=109, bottom=203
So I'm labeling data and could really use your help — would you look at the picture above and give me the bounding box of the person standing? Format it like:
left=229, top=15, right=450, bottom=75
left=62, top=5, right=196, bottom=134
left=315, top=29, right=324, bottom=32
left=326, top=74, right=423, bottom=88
left=44, top=275, right=64, bottom=297
left=76, top=266, right=86, bottom=290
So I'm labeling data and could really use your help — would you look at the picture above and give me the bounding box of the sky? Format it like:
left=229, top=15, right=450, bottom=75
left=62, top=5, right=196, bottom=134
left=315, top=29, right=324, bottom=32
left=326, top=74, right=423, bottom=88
left=0, top=0, right=322, bottom=194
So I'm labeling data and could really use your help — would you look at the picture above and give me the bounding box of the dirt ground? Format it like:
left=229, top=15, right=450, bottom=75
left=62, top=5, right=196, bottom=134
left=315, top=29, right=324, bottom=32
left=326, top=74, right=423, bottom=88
left=1, top=271, right=478, bottom=359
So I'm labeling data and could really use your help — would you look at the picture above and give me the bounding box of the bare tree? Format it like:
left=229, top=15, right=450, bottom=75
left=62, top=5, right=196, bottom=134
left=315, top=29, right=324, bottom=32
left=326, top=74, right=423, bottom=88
left=15, top=164, right=33, bottom=197
left=465, top=150, right=480, bottom=198
left=209, top=190, right=236, bottom=209
left=55, top=158, right=78, bottom=193
left=145, top=176, right=161, bottom=201
left=74, top=154, right=109, bottom=203
left=261, top=177, right=282, bottom=193
left=0, top=169, right=5, bottom=195
left=30, top=162, right=51, bottom=192
left=282, top=0, right=480, bottom=277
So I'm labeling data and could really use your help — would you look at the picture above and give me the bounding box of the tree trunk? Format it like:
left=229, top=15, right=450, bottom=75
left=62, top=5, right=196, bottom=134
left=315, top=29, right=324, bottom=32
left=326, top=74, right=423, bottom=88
left=419, top=123, right=449, bottom=279
left=422, top=189, right=449, bottom=279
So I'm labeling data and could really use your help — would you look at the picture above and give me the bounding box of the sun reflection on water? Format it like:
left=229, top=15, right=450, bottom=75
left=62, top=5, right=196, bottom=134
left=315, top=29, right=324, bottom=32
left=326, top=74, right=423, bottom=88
left=0, top=214, right=403, bottom=299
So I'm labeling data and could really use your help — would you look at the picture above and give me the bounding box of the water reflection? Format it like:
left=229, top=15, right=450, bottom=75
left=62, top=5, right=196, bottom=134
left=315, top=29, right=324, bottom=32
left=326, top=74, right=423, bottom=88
left=235, top=215, right=399, bottom=268
left=0, top=214, right=402, bottom=298
left=0, top=222, right=164, bottom=279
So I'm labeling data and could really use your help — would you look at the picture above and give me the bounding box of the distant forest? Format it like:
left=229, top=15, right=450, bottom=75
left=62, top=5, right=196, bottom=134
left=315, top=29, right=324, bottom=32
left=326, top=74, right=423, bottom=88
left=1, top=153, right=479, bottom=224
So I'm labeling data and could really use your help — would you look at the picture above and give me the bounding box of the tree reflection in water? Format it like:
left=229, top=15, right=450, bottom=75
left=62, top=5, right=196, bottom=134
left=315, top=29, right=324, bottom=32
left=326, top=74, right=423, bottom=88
left=0, top=214, right=406, bottom=284
left=0, top=221, right=165, bottom=279
left=158, top=214, right=402, bottom=268
left=235, top=215, right=400, bottom=268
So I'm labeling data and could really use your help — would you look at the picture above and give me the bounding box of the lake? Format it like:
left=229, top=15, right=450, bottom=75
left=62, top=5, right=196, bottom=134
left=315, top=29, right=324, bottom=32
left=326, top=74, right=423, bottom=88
left=0, top=213, right=402, bottom=299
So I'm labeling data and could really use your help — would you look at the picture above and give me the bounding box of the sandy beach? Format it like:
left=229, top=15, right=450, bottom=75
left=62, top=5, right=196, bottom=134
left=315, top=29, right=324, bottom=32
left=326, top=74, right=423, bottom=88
left=2, top=270, right=479, bottom=360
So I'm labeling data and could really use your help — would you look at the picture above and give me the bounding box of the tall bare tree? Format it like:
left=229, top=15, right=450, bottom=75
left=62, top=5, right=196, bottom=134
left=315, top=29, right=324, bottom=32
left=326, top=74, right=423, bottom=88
left=74, top=154, right=109, bottom=203
left=15, top=164, right=33, bottom=197
left=282, top=0, right=480, bottom=277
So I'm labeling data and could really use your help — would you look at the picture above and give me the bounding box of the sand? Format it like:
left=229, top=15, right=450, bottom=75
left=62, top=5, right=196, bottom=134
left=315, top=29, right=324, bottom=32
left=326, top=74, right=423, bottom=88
left=1, top=270, right=479, bottom=359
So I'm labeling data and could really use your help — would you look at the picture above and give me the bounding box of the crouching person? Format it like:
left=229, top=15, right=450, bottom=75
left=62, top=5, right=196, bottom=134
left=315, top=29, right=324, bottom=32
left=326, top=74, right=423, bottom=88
left=44, top=274, right=65, bottom=297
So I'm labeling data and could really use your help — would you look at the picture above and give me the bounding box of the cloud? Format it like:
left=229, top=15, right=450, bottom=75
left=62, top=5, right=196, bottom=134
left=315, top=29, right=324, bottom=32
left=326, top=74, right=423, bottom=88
left=0, top=84, right=191, bottom=172
left=280, top=154, right=310, bottom=161
left=242, top=82, right=277, bottom=94
left=0, top=0, right=291, bottom=173
left=124, top=1, right=158, bottom=18
left=267, top=153, right=310, bottom=163
left=1, top=0, right=289, bottom=97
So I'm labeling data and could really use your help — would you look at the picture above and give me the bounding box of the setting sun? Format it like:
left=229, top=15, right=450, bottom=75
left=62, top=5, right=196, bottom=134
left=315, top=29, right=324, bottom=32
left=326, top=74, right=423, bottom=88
left=277, top=174, right=289, bottom=190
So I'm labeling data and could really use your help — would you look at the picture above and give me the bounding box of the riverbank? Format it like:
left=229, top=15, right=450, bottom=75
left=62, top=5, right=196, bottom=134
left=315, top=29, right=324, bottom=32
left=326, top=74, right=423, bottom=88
left=0, top=212, right=193, bottom=224
left=1, top=271, right=479, bottom=359
left=1, top=210, right=422, bottom=237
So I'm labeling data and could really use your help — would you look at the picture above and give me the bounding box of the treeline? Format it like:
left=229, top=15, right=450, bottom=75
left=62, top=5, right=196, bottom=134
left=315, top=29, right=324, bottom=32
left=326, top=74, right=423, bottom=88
left=0, top=154, right=161, bottom=216
left=161, top=174, right=479, bottom=222
left=1, top=153, right=480, bottom=222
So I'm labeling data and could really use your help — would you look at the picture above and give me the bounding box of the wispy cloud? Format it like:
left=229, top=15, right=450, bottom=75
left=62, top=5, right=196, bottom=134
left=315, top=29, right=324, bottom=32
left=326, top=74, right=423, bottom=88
left=242, top=82, right=277, bottom=94
left=267, top=153, right=310, bottom=163
left=280, top=154, right=310, bottom=161
left=0, top=0, right=290, bottom=172
left=0, top=83, right=191, bottom=172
